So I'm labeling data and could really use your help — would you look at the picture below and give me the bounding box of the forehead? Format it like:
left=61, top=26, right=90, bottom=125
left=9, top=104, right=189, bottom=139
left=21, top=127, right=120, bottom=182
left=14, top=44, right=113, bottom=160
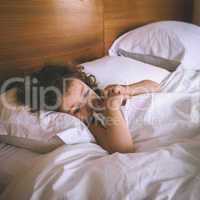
left=63, top=79, right=85, bottom=109
left=67, top=79, right=83, bottom=92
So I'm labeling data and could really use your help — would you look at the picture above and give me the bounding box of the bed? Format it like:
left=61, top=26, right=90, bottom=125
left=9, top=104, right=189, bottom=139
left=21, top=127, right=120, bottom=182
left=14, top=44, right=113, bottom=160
left=0, top=142, right=40, bottom=194
left=1, top=66, right=200, bottom=200
left=1, top=0, right=200, bottom=199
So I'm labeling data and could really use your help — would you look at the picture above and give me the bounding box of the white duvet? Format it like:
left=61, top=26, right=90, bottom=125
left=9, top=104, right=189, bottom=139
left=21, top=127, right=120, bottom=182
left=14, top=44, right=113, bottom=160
left=1, top=68, right=200, bottom=200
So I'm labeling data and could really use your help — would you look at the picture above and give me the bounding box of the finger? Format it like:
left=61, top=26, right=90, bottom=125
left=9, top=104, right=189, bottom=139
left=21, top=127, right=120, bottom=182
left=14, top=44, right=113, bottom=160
left=115, top=86, right=122, bottom=95
left=104, top=85, right=122, bottom=97
left=106, top=88, right=115, bottom=97
left=104, top=85, right=115, bottom=91
left=103, top=90, right=108, bottom=98
left=103, top=88, right=112, bottom=98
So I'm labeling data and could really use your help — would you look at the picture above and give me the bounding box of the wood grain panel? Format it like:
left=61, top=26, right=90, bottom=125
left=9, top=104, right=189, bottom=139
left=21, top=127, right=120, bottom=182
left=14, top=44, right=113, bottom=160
left=104, top=0, right=193, bottom=53
left=193, top=0, right=200, bottom=25
left=0, top=0, right=104, bottom=81
left=0, top=0, right=194, bottom=83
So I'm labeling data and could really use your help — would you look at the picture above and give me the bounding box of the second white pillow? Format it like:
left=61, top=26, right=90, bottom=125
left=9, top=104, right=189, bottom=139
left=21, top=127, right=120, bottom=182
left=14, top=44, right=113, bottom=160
left=82, top=56, right=170, bottom=89
left=109, top=21, right=185, bottom=62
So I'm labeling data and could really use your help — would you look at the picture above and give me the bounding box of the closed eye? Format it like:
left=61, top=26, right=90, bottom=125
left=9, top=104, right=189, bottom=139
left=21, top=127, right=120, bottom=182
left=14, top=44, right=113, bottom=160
left=83, top=89, right=90, bottom=98
left=73, top=107, right=80, bottom=115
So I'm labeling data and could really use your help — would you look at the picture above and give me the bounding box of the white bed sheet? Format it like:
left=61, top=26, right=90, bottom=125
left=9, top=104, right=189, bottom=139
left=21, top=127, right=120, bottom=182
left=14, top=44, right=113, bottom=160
left=1, top=67, right=200, bottom=200
left=0, top=143, right=40, bottom=194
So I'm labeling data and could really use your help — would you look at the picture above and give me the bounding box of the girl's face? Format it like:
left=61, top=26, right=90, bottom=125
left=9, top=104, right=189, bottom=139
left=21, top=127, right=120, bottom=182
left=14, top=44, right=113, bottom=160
left=60, top=79, right=97, bottom=123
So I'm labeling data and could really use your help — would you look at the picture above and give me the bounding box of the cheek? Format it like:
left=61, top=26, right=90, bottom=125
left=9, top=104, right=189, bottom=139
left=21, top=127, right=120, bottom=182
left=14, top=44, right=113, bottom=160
left=73, top=112, right=86, bottom=123
left=75, top=106, right=92, bottom=121
left=73, top=112, right=82, bottom=120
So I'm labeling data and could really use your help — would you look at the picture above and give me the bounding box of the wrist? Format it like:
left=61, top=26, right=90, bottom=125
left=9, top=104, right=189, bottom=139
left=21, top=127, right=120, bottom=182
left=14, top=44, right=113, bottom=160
left=104, top=108, right=121, bottom=117
left=126, top=85, right=134, bottom=96
left=104, top=95, right=124, bottom=112
left=105, top=106, right=121, bottom=114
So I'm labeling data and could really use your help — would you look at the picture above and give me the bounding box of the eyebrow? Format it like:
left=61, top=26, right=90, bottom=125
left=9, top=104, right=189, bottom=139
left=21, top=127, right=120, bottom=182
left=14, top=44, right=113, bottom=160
left=80, top=85, right=84, bottom=97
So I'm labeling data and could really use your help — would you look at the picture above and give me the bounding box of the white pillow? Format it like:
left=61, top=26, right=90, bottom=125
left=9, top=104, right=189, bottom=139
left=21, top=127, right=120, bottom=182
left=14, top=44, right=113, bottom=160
left=0, top=89, right=95, bottom=153
left=109, top=21, right=200, bottom=69
left=109, top=21, right=185, bottom=61
left=152, top=21, right=200, bottom=69
left=82, top=56, right=170, bottom=89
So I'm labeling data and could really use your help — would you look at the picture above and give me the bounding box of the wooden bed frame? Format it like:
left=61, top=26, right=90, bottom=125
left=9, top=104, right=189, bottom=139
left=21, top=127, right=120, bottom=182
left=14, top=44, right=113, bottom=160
left=0, top=0, right=193, bottom=82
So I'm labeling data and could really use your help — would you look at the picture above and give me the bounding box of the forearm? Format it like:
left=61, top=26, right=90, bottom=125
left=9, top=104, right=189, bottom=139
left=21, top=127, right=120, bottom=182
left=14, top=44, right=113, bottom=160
left=104, top=109, right=134, bottom=153
left=89, top=92, right=135, bottom=153
left=90, top=109, right=134, bottom=154
left=103, top=80, right=161, bottom=100
left=126, top=80, right=161, bottom=96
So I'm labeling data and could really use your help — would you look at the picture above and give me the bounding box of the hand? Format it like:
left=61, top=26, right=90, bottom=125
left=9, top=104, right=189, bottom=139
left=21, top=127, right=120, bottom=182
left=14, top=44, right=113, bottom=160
left=103, top=84, right=129, bottom=97
left=103, top=84, right=129, bottom=109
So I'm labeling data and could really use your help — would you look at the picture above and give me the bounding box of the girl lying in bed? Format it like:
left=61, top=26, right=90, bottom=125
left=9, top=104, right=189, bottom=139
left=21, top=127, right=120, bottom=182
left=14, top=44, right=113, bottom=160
left=15, top=65, right=160, bottom=153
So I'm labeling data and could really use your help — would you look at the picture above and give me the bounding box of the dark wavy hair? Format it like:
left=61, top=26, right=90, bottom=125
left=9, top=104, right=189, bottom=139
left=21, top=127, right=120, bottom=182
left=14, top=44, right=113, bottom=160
left=15, top=64, right=98, bottom=112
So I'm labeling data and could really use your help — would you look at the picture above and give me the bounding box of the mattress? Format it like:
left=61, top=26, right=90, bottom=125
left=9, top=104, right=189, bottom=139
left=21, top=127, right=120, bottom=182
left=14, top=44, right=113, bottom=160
left=0, top=142, right=39, bottom=194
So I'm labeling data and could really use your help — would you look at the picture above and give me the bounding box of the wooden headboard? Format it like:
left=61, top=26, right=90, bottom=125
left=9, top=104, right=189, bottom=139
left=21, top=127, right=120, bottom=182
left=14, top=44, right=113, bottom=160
left=193, top=0, right=200, bottom=25
left=0, top=0, right=104, bottom=81
left=0, top=0, right=193, bottom=82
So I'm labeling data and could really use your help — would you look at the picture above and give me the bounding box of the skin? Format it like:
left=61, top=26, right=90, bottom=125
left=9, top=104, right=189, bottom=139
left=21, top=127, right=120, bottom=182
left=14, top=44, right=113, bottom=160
left=59, top=79, right=161, bottom=154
